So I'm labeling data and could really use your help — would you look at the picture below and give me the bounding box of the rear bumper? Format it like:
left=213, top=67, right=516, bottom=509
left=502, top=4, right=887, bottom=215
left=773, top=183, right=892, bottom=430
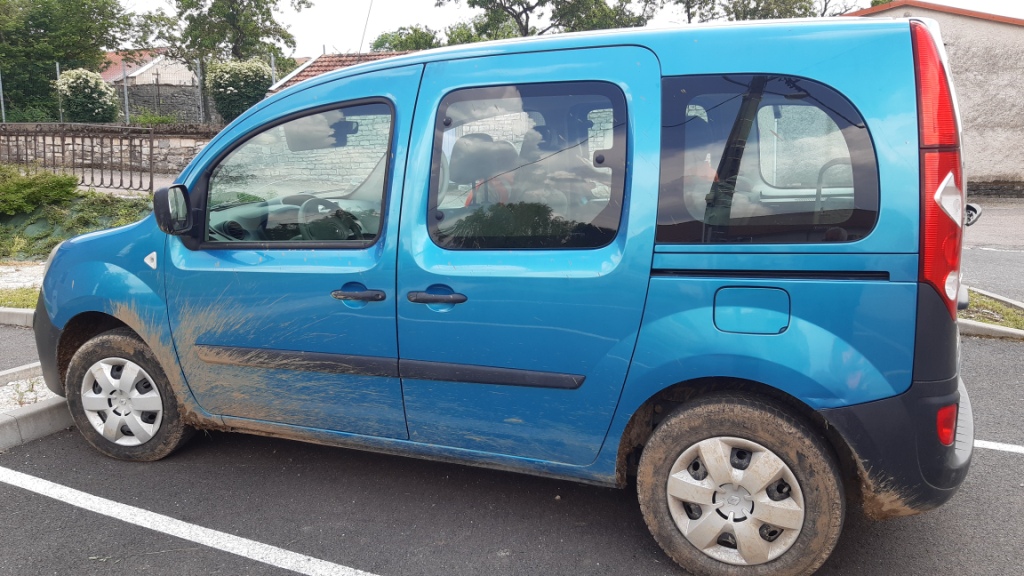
left=820, top=375, right=972, bottom=519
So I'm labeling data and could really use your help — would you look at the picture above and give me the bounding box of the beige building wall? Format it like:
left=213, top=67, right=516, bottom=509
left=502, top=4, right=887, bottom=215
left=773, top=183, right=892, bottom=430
left=860, top=6, right=1024, bottom=184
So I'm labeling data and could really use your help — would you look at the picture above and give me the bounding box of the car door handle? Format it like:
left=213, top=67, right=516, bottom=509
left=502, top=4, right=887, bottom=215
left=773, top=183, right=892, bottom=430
left=407, top=291, right=468, bottom=305
left=331, top=289, right=386, bottom=302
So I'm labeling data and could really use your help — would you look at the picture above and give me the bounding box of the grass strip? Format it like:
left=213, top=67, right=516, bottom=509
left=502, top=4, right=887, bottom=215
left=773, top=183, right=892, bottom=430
left=959, top=290, right=1024, bottom=331
left=0, top=287, right=39, bottom=309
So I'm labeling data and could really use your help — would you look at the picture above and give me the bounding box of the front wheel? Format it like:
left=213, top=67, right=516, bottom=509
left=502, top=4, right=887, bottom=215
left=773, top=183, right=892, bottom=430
left=65, top=328, right=194, bottom=461
left=637, top=394, right=844, bottom=576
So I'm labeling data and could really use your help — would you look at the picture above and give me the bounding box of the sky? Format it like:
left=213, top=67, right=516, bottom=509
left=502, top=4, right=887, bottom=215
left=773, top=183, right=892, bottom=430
left=122, top=0, right=1024, bottom=59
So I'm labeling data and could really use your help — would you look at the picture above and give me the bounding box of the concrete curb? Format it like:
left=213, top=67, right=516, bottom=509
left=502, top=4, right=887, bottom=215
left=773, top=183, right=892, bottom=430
left=1, top=362, right=42, bottom=384
left=0, top=307, right=33, bottom=327
left=0, top=396, right=72, bottom=452
left=958, top=318, right=1024, bottom=340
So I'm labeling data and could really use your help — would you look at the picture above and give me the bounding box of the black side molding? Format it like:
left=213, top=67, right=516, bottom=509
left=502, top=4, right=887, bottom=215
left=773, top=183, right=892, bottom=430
left=651, top=269, right=890, bottom=281
left=195, top=345, right=399, bottom=378
left=195, top=345, right=584, bottom=389
left=400, top=359, right=585, bottom=390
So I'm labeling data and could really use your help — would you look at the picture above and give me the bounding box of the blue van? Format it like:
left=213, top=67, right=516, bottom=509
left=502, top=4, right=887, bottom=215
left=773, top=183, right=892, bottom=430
left=35, top=17, right=972, bottom=575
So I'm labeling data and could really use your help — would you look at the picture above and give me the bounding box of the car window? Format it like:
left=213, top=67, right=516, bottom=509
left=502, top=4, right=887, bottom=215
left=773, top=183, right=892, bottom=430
left=658, top=75, right=878, bottom=244
left=429, top=82, right=627, bottom=250
left=205, top=102, right=392, bottom=244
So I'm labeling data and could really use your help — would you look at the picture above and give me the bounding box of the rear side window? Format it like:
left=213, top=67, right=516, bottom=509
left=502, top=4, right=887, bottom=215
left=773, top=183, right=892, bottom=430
left=658, top=75, right=878, bottom=244
left=429, top=82, right=627, bottom=250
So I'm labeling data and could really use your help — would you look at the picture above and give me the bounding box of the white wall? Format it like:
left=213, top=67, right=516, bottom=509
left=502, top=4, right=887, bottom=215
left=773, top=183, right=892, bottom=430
left=862, top=6, right=1024, bottom=182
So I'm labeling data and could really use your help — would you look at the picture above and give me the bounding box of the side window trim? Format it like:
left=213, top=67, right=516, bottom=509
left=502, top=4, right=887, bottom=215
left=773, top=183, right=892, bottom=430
left=182, top=97, right=397, bottom=251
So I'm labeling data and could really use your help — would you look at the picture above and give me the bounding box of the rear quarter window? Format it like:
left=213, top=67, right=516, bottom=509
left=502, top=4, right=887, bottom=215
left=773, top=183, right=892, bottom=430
left=657, top=75, right=878, bottom=244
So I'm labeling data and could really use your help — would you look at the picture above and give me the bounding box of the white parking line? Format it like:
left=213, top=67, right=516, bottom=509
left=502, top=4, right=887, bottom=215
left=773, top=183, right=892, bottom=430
left=976, top=440, right=1024, bottom=455
left=0, top=465, right=378, bottom=576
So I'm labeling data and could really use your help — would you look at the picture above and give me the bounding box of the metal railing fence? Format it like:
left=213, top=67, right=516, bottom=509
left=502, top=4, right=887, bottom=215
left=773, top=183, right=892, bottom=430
left=0, top=123, right=154, bottom=192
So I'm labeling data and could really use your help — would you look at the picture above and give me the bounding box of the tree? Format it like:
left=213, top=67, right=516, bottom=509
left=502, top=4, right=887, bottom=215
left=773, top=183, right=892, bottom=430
left=206, top=59, right=272, bottom=123
left=870, top=0, right=892, bottom=6
left=372, top=13, right=519, bottom=52
left=136, top=0, right=312, bottom=71
left=371, top=25, right=443, bottom=52
left=445, top=13, right=520, bottom=44
left=674, top=0, right=718, bottom=23
left=134, top=0, right=310, bottom=123
left=815, top=0, right=859, bottom=16
left=435, top=0, right=660, bottom=37
left=0, top=0, right=128, bottom=118
left=551, top=0, right=660, bottom=32
left=717, top=0, right=815, bottom=21
left=55, top=69, right=119, bottom=122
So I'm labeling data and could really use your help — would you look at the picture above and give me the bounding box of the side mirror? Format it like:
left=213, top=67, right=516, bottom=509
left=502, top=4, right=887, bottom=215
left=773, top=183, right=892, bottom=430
left=153, top=185, right=193, bottom=235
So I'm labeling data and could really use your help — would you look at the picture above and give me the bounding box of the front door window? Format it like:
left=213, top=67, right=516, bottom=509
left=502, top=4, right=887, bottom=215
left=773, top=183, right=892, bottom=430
left=205, top=102, right=392, bottom=244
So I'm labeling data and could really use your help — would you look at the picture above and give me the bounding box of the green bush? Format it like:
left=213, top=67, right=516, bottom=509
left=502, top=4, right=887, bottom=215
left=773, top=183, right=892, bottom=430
left=206, top=60, right=272, bottom=123
left=55, top=68, right=120, bottom=123
left=6, top=104, right=57, bottom=123
left=0, top=164, right=151, bottom=260
left=132, top=108, right=180, bottom=126
left=0, top=197, right=151, bottom=261
left=0, top=166, right=79, bottom=215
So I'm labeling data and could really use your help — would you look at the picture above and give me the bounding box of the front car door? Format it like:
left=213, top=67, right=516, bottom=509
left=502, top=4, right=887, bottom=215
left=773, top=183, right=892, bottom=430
left=397, top=47, right=661, bottom=465
left=165, top=65, right=422, bottom=438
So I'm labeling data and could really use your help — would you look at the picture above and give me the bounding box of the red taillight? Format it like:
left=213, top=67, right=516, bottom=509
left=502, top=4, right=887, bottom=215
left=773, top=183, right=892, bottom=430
left=936, top=403, right=958, bottom=446
left=913, top=22, right=959, bottom=148
left=913, top=21, right=964, bottom=320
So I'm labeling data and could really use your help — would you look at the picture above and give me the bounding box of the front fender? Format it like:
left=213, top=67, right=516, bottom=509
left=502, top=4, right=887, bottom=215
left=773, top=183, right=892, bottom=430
left=39, top=215, right=218, bottom=427
left=44, top=215, right=168, bottom=332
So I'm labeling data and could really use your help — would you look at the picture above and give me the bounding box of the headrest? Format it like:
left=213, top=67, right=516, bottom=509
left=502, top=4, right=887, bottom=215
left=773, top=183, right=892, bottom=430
left=449, top=133, right=518, bottom=184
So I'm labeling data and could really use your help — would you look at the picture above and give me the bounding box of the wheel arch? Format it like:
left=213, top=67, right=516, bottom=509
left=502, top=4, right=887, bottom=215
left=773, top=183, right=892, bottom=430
left=55, top=312, right=131, bottom=394
left=614, top=376, right=862, bottom=508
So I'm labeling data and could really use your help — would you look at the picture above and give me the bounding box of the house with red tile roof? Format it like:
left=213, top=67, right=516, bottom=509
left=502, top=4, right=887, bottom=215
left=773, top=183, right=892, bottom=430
left=848, top=1, right=1024, bottom=189
left=268, top=52, right=409, bottom=94
left=102, top=50, right=198, bottom=87
left=101, top=50, right=207, bottom=122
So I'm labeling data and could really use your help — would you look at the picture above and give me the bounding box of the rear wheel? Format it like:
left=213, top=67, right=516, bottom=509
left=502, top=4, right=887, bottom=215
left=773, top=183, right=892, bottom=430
left=66, top=328, right=193, bottom=461
left=637, top=394, right=844, bottom=576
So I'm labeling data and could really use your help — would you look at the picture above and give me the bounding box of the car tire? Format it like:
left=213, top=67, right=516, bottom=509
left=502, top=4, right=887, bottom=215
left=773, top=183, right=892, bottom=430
left=637, top=393, right=844, bottom=576
left=65, top=328, right=194, bottom=461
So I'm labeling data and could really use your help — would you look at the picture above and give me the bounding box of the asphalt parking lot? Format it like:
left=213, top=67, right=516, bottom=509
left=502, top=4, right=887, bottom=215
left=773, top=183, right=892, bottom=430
left=0, top=335, right=1021, bottom=576
left=0, top=325, right=36, bottom=371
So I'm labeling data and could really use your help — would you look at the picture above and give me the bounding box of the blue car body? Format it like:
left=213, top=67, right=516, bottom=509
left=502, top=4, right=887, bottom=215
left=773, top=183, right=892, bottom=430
left=36, top=17, right=971, bottom=545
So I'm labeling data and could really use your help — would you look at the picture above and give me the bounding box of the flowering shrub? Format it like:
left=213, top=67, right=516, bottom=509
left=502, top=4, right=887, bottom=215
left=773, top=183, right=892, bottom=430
left=206, top=60, right=273, bottom=123
left=55, top=69, right=119, bottom=123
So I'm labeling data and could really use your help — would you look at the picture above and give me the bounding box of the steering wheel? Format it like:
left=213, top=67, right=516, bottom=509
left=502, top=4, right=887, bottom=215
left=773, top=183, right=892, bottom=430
left=297, top=198, right=362, bottom=241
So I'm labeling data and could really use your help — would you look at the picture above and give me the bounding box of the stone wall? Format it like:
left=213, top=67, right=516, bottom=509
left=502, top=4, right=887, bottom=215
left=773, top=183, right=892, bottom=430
left=117, top=85, right=223, bottom=125
left=0, top=124, right=219, bottom=179
left=968, top=181, right=1024, bottom=197
left=151, top=134, right=215, bottom=174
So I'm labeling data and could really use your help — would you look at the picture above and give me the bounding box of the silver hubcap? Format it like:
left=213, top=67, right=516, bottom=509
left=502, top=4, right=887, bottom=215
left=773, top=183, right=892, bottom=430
left=80, top=358, right=163, bottom=447
left=665, top=436, right=805, bottom=566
